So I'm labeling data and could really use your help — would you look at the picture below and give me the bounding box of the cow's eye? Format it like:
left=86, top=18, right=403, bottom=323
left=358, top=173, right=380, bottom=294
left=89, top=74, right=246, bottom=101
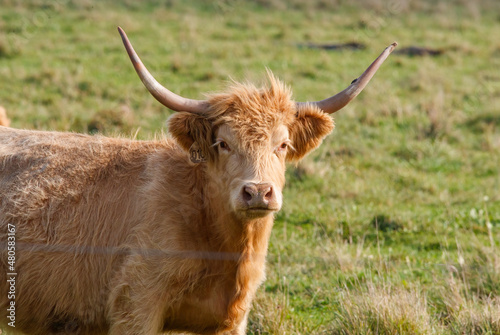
left=276, top=141, right=291, bottom=153
left=218, top=141, right=230, bottom=152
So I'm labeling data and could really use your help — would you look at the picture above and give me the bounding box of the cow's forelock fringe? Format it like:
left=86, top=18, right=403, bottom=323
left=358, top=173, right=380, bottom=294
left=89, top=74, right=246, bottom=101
left=207, top=71, right=296, bottom=152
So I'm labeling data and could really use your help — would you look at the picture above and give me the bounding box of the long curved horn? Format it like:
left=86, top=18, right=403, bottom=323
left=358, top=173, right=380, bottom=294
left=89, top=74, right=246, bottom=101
left=118, top=27, right=209, bottom=113
left=297, top=42, right=397, bottom=114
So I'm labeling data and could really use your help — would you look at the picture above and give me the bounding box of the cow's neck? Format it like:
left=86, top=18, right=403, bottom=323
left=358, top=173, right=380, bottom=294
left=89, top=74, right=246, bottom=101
left=200, top=177, right=274, bottom=327
left=170, top=163, right=275, bottom=327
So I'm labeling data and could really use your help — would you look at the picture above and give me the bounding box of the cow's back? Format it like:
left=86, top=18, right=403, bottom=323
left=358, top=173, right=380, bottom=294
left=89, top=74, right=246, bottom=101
left=0, top=127, right=156, bottom=223
left=0, top=126, right=173, bottom=334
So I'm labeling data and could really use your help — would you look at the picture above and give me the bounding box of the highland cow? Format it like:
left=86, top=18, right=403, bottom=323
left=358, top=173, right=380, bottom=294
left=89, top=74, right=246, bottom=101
left=0, top=27, right=396, bottom=335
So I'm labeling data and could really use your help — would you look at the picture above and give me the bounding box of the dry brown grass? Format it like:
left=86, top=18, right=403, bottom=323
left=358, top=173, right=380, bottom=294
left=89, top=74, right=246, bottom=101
left=330, top=284, right=434, bottom=335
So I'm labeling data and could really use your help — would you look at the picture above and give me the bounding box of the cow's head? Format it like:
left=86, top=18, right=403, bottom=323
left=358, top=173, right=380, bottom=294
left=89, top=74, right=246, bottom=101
left=167, top=76, right=334, bottom=220
left=118, top=27, right=396, bottom=221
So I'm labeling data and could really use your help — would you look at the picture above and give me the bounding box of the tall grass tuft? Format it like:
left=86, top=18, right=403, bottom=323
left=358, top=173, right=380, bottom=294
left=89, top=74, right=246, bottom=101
left=330, top=284, right=434, bottom=335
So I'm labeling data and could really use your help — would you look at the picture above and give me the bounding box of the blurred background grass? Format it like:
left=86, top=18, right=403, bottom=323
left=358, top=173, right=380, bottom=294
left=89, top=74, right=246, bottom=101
left=1, top=0, right=499, bottom=333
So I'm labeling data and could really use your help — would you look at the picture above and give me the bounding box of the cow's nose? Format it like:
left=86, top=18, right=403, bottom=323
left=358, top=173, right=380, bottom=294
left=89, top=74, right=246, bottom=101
left=242, top=183, right=274, bottom=208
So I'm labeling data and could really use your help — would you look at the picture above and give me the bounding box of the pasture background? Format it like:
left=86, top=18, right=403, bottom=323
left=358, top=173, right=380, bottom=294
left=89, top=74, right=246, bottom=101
left=1, top=0, right=500, bottom=333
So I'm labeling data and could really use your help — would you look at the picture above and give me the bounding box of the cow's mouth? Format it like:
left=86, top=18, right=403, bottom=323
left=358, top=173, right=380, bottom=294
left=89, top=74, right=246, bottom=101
left=243, top=206, right=279, bottom=218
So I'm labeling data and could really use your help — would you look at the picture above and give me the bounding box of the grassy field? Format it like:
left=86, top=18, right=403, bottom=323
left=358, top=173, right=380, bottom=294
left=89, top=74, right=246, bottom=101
left=1, top=0, right=500, bottom=334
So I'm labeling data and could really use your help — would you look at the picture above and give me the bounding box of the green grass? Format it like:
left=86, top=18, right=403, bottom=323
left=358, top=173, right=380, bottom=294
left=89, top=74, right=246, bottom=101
left=1, top=0, right=500, bottom=333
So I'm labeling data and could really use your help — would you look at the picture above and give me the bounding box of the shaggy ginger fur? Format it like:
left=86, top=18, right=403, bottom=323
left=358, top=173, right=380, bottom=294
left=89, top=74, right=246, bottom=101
left=0, top=74, right=333, bottom=335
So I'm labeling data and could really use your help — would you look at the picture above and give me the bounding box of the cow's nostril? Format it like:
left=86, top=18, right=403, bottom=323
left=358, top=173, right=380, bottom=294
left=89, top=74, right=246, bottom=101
left=264, top=187, right=273, bottom=201
left=242, top=186, right=254, bottom=203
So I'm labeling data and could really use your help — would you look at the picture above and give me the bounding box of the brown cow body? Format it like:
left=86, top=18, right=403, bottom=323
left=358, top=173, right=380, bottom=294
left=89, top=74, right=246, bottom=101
left=0, top=28, right=395, bottom=334
left=0, top=78, right=333, bottom=335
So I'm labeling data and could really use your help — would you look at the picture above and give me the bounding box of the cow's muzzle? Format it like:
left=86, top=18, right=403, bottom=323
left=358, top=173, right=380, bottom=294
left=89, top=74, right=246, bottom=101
left=239, top=182, right=280, bottom=216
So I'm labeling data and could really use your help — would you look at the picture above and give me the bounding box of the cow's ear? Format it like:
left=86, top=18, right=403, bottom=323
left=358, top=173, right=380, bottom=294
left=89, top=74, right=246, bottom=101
left=167, top=112, right=214, bottom=156
left=287, top=104, right=334, bottom=161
